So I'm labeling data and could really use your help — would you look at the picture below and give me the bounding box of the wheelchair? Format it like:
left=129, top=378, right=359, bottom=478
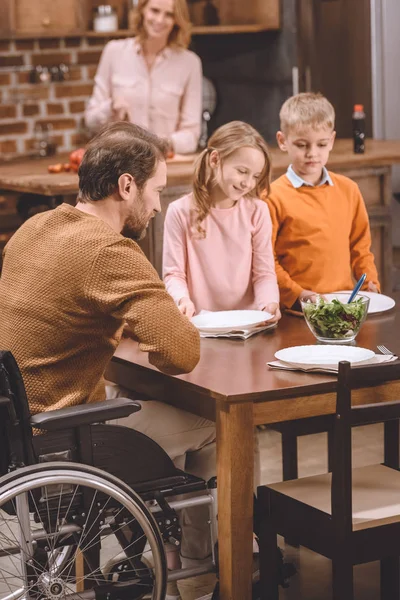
left=0, top=350, right=219, bottom=600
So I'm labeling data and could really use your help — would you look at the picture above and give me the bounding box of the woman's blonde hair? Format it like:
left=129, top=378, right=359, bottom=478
left=131, top=0, right=192, bottom=49
left=280, top=92, right=335, bottom=133
left=192, top=121, right=272, bottom=238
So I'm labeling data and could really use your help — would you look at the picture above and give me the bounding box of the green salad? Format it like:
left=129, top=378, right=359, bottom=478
left=302, top=297, right=367, bottom=339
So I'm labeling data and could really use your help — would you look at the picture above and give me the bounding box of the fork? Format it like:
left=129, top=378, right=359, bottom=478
left=377, top=345, right=394, bottom=356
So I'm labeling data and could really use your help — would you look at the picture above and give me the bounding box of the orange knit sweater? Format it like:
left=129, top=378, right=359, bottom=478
left=266, top=172, right=380, bottom=308
left=0, top=204, right=200, bottom=414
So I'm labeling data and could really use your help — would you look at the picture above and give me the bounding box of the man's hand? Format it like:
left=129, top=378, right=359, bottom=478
left=178, top=297, right=196, bottom=319
left=367, top=281, right=379, bottom=293
left=263, top=302, right=282, bottom=323
left=122, top=323, right=137, bottom=340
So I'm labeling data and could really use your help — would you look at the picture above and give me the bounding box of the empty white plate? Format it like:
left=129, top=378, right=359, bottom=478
left=325, top=291, right=395, bottom=314
left=192, top=310, right=272, bottom=333
left=275, top=345, right=375, bottom=368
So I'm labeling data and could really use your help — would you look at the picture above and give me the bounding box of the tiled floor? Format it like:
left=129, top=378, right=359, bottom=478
left=178, top=423, right=385, bottom=599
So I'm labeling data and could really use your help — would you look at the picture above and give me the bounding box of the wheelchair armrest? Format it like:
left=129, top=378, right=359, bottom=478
left=30, top=397, right=141, bottom=431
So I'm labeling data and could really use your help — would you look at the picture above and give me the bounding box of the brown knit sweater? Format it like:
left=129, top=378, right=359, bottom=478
left=0, top=204, right=200, bottom=414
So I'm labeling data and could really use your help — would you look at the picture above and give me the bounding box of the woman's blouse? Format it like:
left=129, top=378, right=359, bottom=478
left=163, top=193, right=280, bottom=313
left=85, top=38, right=202, bottom=154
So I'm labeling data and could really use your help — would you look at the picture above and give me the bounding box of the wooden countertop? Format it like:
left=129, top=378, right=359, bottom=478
left=0, top=152, right=198, bottom=197
left=2, top=139, right=400, bottom=197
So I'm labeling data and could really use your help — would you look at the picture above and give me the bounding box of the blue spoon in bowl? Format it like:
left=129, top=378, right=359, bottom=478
left=347, top=273, right=366, bottom=303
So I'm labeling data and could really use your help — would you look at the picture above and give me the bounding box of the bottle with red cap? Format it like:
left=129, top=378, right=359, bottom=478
left=352, top=104, right=366, bottom=154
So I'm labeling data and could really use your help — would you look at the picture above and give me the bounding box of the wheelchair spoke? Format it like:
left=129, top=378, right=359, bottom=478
left=56, top=489, right=110, bottom=585
left=29, top=482, right=80, bottom=563
left=77, top=512, right=145, bottom=558
left=0, top=465, right=167, bottom=600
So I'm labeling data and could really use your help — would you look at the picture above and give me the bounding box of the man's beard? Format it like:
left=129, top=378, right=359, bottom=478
left=121, top=191, right=151, bottom=241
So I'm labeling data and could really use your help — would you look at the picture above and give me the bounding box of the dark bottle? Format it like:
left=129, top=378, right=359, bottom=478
left=352, top=104, right=366, bottom=154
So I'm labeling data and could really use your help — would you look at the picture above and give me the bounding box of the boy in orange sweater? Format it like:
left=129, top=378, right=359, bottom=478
left=266, top=92, right=380, bottom=309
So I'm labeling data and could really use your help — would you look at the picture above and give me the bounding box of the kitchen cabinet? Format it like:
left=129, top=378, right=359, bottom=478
left=189, top=0, right=280, bottom=30
left=0, top=0, right=280, bottom=38
left=0, top=0, right=86, bottom=37
left=218, top=0, right=280, bottom=27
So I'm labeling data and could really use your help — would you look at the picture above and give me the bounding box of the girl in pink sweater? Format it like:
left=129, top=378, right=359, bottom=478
left=163, top=121, right=280, bottom=320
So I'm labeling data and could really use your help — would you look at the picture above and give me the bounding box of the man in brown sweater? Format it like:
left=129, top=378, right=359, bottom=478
left=0, top=122, right=215, bottom=574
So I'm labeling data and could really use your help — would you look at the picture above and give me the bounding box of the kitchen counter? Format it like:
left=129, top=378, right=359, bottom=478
left=0, top=152, right=197, bottom=196
left=1, top=139, right=400, bottom=196
left=1, top=138, right=400, bottom=291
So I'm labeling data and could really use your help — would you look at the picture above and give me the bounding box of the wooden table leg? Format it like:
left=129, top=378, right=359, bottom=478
left=217, top=401, right=254, bottom=600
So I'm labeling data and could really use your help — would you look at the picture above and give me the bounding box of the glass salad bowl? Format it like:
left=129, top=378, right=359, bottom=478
left=300, top=293, right=370, bottom=343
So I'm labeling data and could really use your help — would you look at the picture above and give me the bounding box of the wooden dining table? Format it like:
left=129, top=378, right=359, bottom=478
left=106, top=296, right=400, bottom=600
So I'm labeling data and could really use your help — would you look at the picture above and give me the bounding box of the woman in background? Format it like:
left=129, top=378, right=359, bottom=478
left=85, top=0, right=202, bottom=154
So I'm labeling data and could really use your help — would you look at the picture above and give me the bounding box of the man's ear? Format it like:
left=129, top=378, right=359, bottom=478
left=118, top=173, right=136, bottom=201
left=276, top=131, right=287, bottom=151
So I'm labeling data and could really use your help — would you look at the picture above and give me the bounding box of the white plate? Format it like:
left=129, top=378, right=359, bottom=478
left=191, top=310, right=272, bottom=333
left=326, top=291, right=395, bottom=314
left=275, top=345, right=375, bottom=368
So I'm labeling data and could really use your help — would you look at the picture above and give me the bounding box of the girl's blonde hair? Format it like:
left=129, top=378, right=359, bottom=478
left=131, top=0, right=192, bottom=49
left=192, top=121, right=271, bottom=237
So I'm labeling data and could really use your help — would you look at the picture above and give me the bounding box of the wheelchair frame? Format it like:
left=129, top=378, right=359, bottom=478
left=0, top=350, right=218, bottom=600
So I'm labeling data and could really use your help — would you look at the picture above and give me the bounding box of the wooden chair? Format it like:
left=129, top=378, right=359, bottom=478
left=257, top=359, right=400, bottom=600
left=269, top=416, right=334, bottom=481
left=270, top=400, right=399, bottom=482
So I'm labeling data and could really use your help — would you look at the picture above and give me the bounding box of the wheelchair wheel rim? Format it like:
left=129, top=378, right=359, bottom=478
left=0, top=466, right=167, bottom=600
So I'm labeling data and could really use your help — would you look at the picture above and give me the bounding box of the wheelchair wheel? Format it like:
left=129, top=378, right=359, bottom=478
left=0, top=462, right=167, bottom=600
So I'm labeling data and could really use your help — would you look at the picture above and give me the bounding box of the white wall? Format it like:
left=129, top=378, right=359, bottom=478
left=371, top=0, right=400, bottom=182
left=371, top=0, right=400, bottom=245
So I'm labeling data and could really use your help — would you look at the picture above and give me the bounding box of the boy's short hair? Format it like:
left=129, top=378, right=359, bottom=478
left=280, top=92, right=335, bottom=133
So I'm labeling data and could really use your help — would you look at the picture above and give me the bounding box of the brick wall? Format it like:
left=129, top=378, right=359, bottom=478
left=0, top=36, right=120, bottom=159
left=0, top=0, right=296, bottom=159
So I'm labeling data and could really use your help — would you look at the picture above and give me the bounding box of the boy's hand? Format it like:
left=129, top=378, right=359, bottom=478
left=263, top=302, right=281, bottom=323
left=178, top=297, right=196, bottom=319
left=299, top=289, right=320, bottom=303
left=367, top=281, right=379, bottom=293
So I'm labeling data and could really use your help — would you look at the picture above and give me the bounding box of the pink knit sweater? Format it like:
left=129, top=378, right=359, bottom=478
left=163, top=193, right=279, bottom=313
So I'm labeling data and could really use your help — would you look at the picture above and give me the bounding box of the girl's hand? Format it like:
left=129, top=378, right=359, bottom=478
left=263, top=302, right=281, bottom=323
left=367, top=281, right=379, bottom=293
left=178, top=297, right=196, bottom=319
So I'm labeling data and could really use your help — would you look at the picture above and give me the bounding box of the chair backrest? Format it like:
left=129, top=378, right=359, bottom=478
left=331, top=360, right=400, bottom=539
left=0, top=350, right=35, bottom=476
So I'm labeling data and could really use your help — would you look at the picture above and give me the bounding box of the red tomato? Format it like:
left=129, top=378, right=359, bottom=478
left=69, top=147, right=86, bottom=166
